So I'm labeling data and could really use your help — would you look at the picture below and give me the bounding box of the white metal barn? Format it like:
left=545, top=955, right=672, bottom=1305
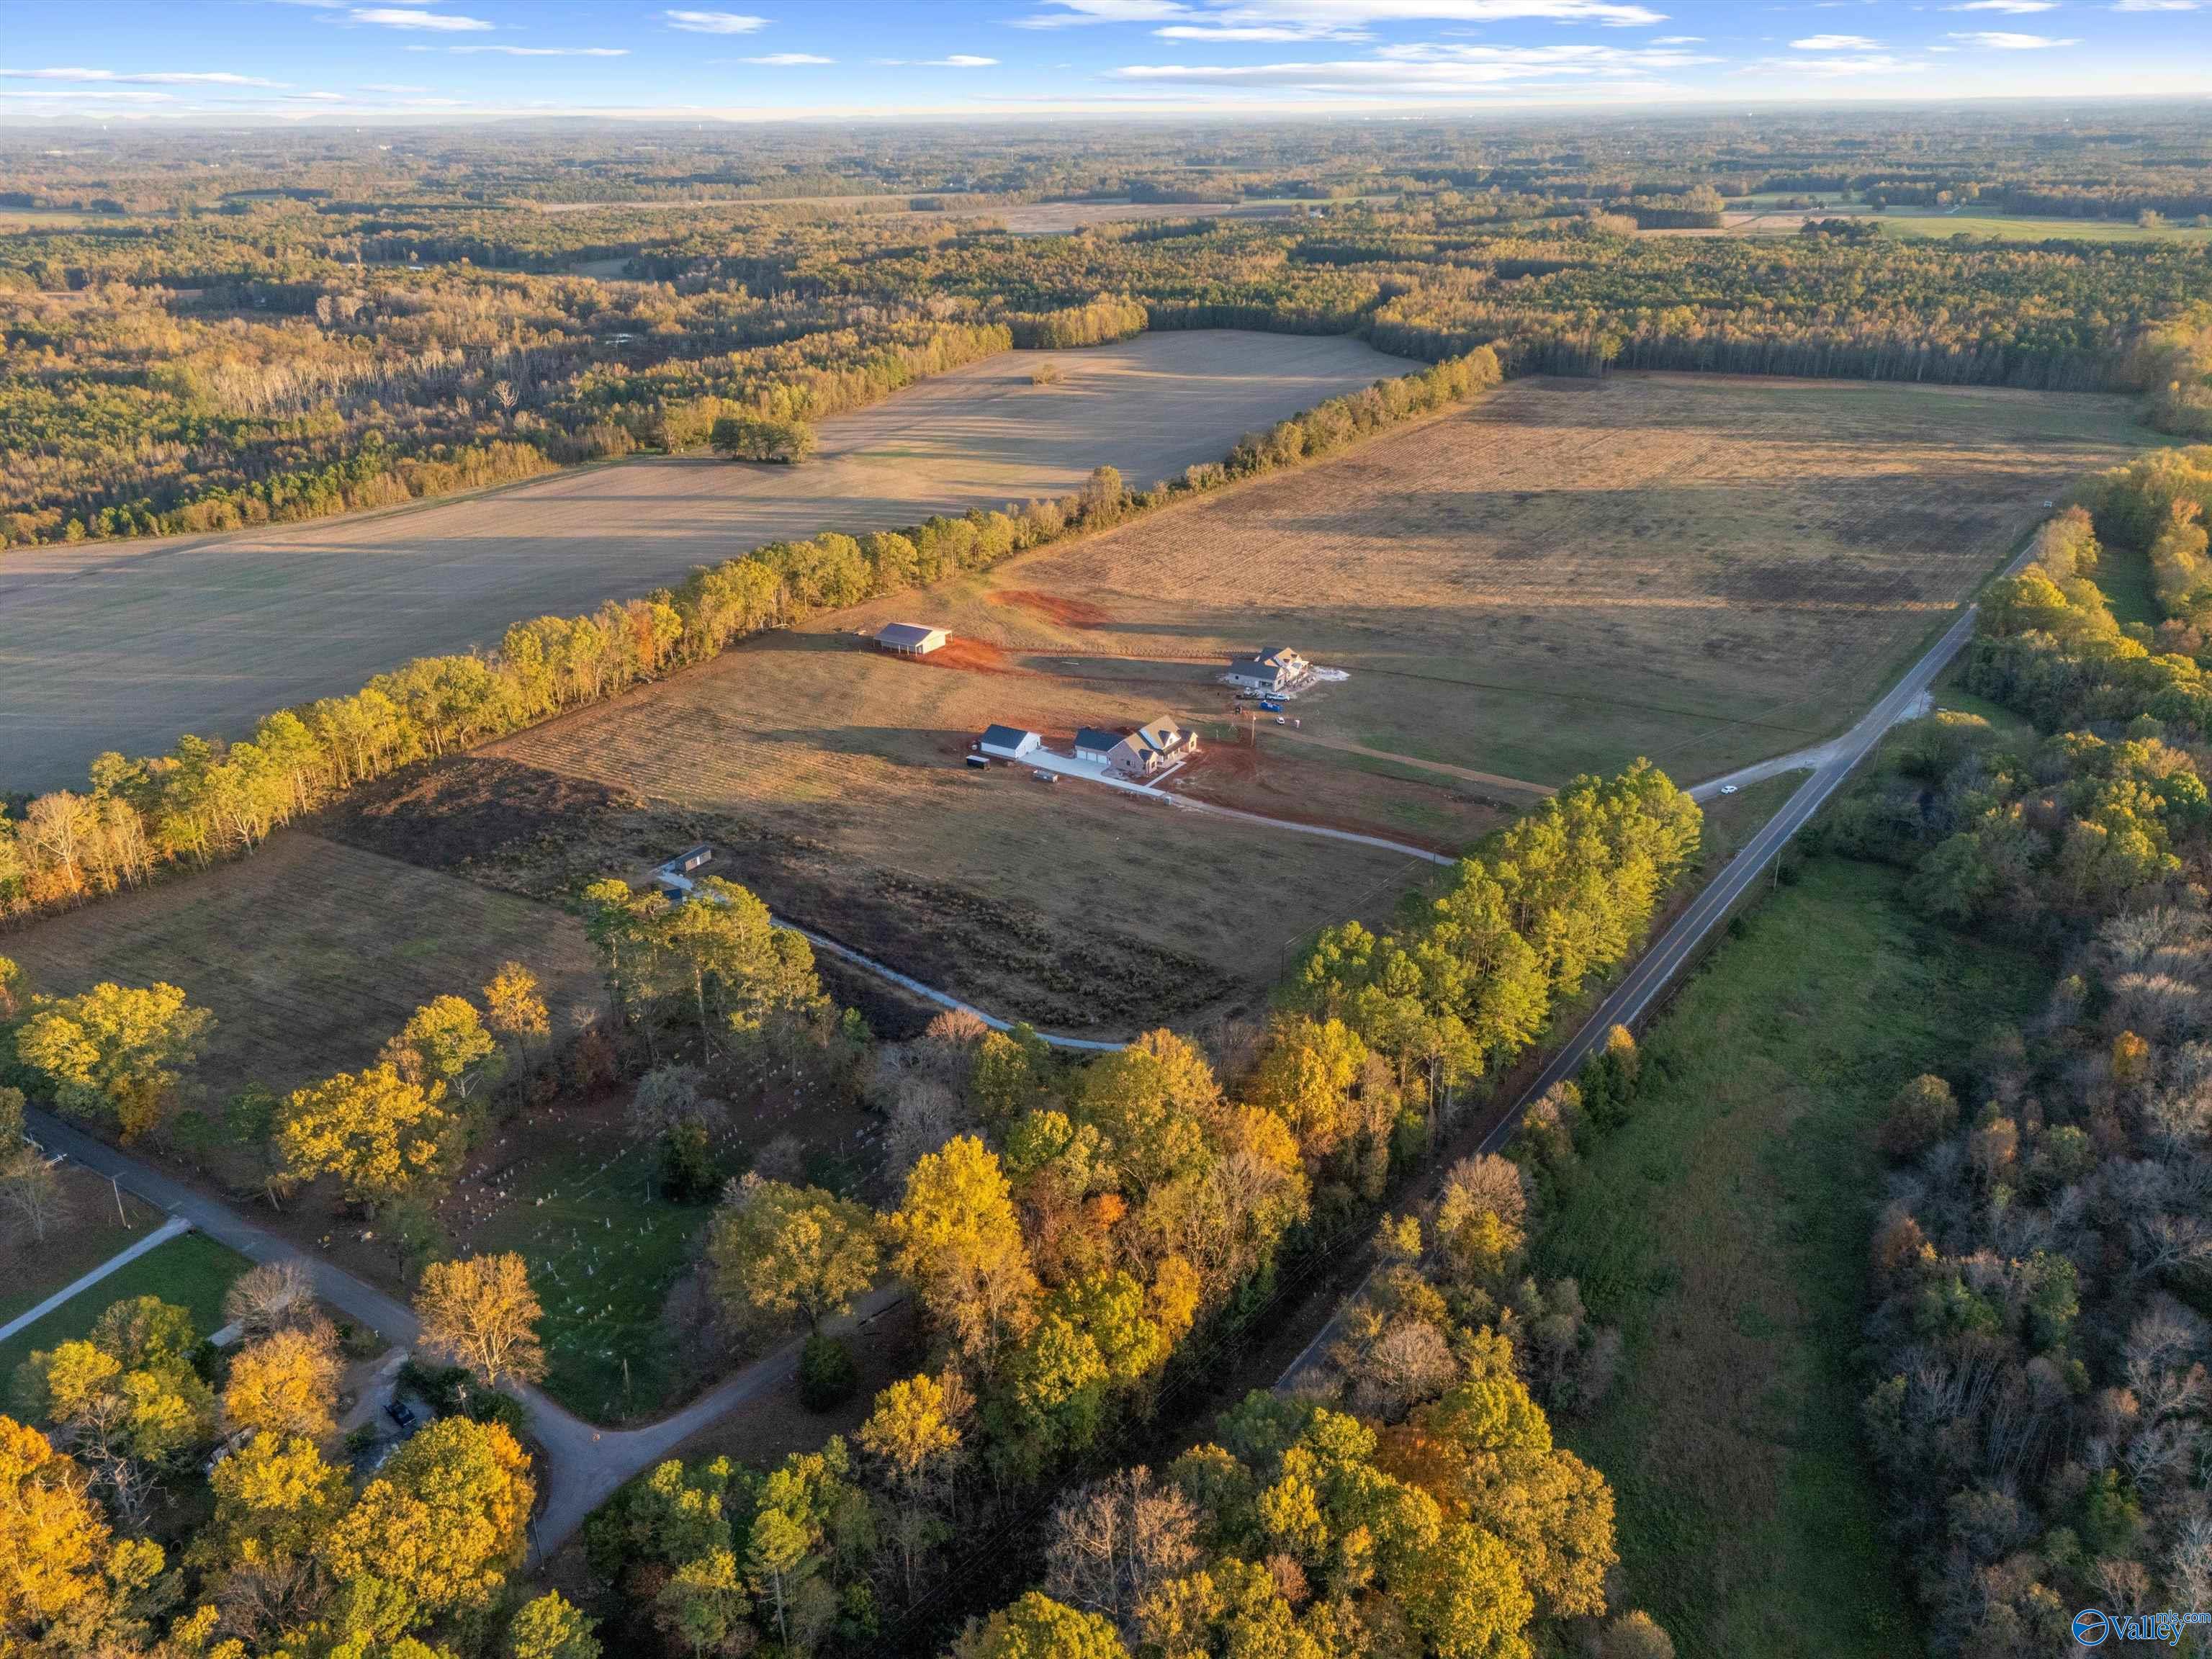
left=876, top=622, right=948, bottom=657
left=979, top=724, right=1042, bottom=760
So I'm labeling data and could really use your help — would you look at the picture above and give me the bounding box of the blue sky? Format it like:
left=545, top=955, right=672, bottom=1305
left=0, top=0, right=2205, bottom=122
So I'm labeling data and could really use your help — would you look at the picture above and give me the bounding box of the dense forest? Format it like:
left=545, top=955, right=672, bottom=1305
left=6, top=111, right=2212, bottom=551
left=0, top=745, right=1701, bottom=1658
left=1801, top=444, right=2212, bottom=1651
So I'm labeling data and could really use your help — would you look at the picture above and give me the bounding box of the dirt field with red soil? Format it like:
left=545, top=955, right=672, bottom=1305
left=920, top=636, right=1024, bottom=674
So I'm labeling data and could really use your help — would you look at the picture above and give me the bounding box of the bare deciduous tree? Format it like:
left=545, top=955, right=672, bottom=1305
left=223, top=1258, right=319, bottom=1343
left=1043, top=1466, right=1201, bottom=1636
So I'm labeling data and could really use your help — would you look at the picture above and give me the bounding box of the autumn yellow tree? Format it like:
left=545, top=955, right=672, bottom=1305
left=15, top=981, right=213, bottom=1141
left=383, top=994, right=505, bottom=1103
left=508, top=1589, right=602, bottom=1659
left=485, top=961, right=551, bottom=1053
left=190, top=1431, right=351, bottom=1643
left=223, top=1322, right=344, bottom=1442
left=414, top=1252, right=547, bottom=1390
left=884, top=1135, right=1040, bottom=1370
left=706, top=1175, right=880, bottom=1335
left=321, top=1416, right=534, bottom=1620
left=0, top=1415, right=125, bottom=1642
left=276, top=1064, right=457, bottom=1209
left=1245, top=1014, right=1369, bottom=1164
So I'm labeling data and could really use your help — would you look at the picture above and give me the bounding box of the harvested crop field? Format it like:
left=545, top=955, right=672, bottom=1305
left=343, top=632, right=1466, bottom=1035
left=1, top=330, right=1413, bottom=793
left=0, top=835, right=603, bottom=1098
left=871, top=372, right=2149, bottom=785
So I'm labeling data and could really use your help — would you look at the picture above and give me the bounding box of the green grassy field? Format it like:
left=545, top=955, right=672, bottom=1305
left=1536, top=856, right=2044, bottom=1659
left=2094, top=539, right=2161, bottom=630
left=461, top=1137, right=717, bottom=1424
left=0, top=1231, right=250, bottom=1377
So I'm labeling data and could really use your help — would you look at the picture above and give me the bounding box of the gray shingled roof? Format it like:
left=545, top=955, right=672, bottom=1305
left=1074, top=727, right=1125, bottom=753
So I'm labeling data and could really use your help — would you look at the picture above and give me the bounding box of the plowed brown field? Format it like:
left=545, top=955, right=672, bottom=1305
left=849, top=372, right=2149, bottom=784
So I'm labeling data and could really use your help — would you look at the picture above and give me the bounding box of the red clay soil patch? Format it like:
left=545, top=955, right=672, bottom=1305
left=993, top=588, right=1112, bottom=628
left=920, top=635, right=1025, bottom=674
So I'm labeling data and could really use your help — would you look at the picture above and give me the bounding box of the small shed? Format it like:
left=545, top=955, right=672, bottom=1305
left=876, top=622, right=948, bottom=657
left=1074, top=727, right=1124, bottom=764
left=979, top=725, right=1041, bottom=760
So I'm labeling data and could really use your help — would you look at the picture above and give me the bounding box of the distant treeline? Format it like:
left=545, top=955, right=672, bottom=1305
left=0, top=349, right=1501, bottom=920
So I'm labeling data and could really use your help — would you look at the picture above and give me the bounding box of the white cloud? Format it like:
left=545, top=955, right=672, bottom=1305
left=1789, top=32, right=1880, bottom=45
left=1947, top=27, right=2077, bottom=42
left=0, top=66, right=288, bottom=85
left=664, top=10, right=770, bottom=32
left=1113, top=40, right=1713, bottom=94
left=449, top=45, right=630, bottom=55
left=1017, top=0, right=1190, bottom=24
left=1746, top=50, right=1925, bottom=73
left=930, top=53, right=1000, bottom=64
left=742, top=51, right=833, bottom=61
left=1155, top=22, right=1370, bottom=36
left=2113, top=0, right=2198, bottom=9
left=360, top=81, right=430, bottom=91
left=351, top=8, right=494, bottom=30
left=1946, top=0, right=2058, bottom=10
left=1028, top=0, right=1667, bottom=27
left=1650, top=32, right=1701, bottom=40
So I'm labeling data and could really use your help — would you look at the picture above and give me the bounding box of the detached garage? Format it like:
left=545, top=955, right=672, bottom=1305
left=979, top=725, right=1042, bottom=760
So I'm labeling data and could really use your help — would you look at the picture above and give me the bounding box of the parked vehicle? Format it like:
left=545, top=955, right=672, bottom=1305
left=1259, top=699, right=1284, bottom=713
left=1033, top=770, right=1058, bottom=783
left=385, top=1398, right=418, bottom=1431
left=965, top=755, right=990, bottom=769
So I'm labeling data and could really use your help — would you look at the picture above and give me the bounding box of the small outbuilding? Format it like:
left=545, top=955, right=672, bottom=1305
left=876, top=622, right=948, bottom=657
left=1226, top=647, right=1310, bottom=694
left=979, top=725, right=1042, bottom=760
left=1074, top=727, right=1125, bottom=765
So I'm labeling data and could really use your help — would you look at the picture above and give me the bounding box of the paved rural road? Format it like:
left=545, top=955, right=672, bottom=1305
left=23, top=1106, right=899, bottom=1560
left=1276, top=593, right=1992, bottom=1388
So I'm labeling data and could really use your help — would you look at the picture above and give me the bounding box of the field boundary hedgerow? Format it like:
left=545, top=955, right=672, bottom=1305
left=0, top=347, right=1502, bottom=925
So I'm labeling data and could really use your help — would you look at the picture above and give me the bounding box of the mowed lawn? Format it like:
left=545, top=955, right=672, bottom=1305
left=873, top=372, right=2146, bottom=788
left=0, top=834, right=603, bottom=1099
left=0, top=1232, right=250, bottom=1378
left=1536, top=856, right=2043, bottom=1659
left=459, top=1136, right=715, bottom=1423
left=0, top=331, right=1413, bottom=794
